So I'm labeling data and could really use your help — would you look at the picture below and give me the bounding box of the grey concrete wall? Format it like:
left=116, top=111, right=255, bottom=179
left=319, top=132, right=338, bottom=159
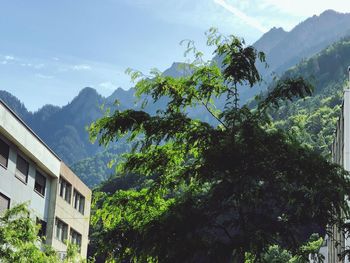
left=0, top=134, right=53, bottom=221
left=328, top=89, right=350, bottom=263
left=0, top=99, right=91, bottom=259
left=0, top=102, right=60, bottom=178
left=49, top=163, right=91, bottom=258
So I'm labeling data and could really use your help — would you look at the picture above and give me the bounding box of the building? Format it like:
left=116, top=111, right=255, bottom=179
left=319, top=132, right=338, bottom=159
left=0, top=100, right=91, bottom=258
left=326, top=67, right=350, bottom=263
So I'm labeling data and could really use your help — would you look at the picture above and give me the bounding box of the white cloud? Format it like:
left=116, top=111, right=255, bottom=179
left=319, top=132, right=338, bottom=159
left=0, top=55, right=16, bottom=65
left=72, top=64, right=92, bottom=71
left=213, top=0, right=268, bottom=33
left=33, top=63, right=45, bottom=69
left=35, top=73, right=54, bottom=79
left=20, top=63, right=32, bottom=67
left=4, top=55, right=15, bottom=61
left=99, top=81, right=118, bottom=91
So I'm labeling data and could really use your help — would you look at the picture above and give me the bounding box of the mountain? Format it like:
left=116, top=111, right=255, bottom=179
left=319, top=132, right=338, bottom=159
left=73, top=32, right=350, bottom=187
left=2, top=10, right=350, bottom=188
left=238, top=9, right=350, bottom=103
left=269, top=36, right=350, bottom=158
left=0, top=87, right=106, bottom=165
left=265, top=10, right=350, bottom=73
left=0, top=91, right=31, bottom=120
left=253, top=27, right=287, bottom=55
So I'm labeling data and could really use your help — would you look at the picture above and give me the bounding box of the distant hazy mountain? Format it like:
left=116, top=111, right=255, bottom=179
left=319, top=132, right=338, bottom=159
left=253, top=27, right=287, bottom=55
left=238, top=9, right=350, bottom=103
left=264, top=10, right=350, bottom=73
left=0, top=91, right=31, bottom=120
left=0, top=88, right=105, bottom=165
left=2, top=9, right=350, bottom=187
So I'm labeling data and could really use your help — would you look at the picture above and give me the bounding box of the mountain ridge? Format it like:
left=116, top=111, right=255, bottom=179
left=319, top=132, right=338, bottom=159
left=2, top=9, right=350, bottom=186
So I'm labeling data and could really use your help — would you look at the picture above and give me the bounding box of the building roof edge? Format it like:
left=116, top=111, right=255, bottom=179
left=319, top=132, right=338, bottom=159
left=0, top=99, right=61, bottom=161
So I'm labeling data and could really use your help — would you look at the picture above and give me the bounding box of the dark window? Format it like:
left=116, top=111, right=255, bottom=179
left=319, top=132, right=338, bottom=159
left=0, top=193, right=10, bottom=214
left=36, top=218, right=47, bottom=238
left=73, top=189, right=85, bottom=214
left=59, top=177, right=72, bottom=204
left=70, top=228, right=82, bottom=251
left=55, top=217, right=68, bottom=242
left=0, top=139, right=9, bottom=168
left=34, top=171, right=46, bottom=196
left=16, top=155, right=29, bottom=183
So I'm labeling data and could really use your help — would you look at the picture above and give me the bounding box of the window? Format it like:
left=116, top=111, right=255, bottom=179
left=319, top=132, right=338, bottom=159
left=0, top=193, right=10, bottom=214
left=34, top=171, right=46, bottom=196
left=0, top=139, right=9, bottom=168
left=59, top=177, right=72, bottom=204
left=70, top=228, right=82, bottom=251
left=16, top=155, right=29, bottom=183
left=36, top=218, right=47, bottom=238
left=73, top=189, right=85, bottom=214
left=55, top=218, right=68, bottom=242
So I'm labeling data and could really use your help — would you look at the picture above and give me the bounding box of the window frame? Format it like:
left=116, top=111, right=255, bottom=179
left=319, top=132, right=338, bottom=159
left=36, top=217, right=47, bottom=238
left=70, top=227, right=82, bottom=252
left=0, top=192, right=10, bottom=214
left=59, top=176, right=72, bottom=204
left=34, top=170, right=46, bottom=197
left=0, top=138, right=9, bottom=169
left=73, top=189, right=85, bottom=215
left=55, top=217, right=68, bottom=243
left=15, top=154, right=29, bottom=184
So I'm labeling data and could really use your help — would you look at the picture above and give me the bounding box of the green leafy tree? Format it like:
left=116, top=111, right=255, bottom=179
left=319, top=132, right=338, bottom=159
left=245, top=234, right=324, bottom=263
left=0, top=203, right=57, bottom=263
left=89, top=29, right=350, bottom=262
left=0, top=203, right=88, bottom=263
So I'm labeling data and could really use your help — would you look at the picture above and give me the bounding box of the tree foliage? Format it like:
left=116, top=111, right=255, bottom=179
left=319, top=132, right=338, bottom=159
left=0, top=203, right=87, bottom=263
left=267, top=37, right=350, bottom=158
left=0, top=203, right=57, bottom=262
left=89, top=29, right=350, bottom=262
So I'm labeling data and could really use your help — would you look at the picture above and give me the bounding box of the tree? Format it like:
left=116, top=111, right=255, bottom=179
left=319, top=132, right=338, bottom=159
left=0, top=203, right=87, bottom=263
left=89, top=29, right=350, bottom=262
left=0, top=203, right=57, bottom=262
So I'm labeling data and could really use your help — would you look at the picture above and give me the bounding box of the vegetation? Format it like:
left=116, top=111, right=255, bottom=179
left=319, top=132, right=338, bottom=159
left=0, top=203, right=57, bottom=262
left=88, top=30, right=350, bottom=262
left=71, top=143, right=131, bottom=188
left=0, top=203, right=87, bottom=263
left=245, top=234, right=324, bottom=263
left=267, top=37, right=350, bottom=158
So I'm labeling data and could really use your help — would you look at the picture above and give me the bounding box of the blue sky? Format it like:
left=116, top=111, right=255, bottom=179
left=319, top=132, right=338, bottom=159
left=1, top=0, right=350, bottom=111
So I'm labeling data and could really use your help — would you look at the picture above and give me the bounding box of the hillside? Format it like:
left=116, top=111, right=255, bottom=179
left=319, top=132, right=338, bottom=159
left=73, top=37, right=350, bottom=187
left=264, top=10, right=350, bottom=73
left=0, top=88, right=105, bottom=164
left=269, top=37, right=350, bottom=158
left=239, top=9, right=350, bottom=103
left=2, top=10, right=350, bottom=188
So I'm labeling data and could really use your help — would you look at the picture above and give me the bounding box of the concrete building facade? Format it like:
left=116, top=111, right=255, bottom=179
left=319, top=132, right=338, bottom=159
left=327, top=73, right=350, bottom=263
left=0, top=100, right=91, bottom=259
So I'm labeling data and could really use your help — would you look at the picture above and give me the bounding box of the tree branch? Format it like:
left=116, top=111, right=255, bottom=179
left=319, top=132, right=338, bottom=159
left=194, top=94, right=228, bottom=129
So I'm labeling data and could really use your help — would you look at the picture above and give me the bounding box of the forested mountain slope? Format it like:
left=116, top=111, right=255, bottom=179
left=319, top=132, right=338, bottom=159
left=76, top=37, right=350, bottom=188
left=0, top=88, right=105, bottom=164
left=239, top=9, right=350, bottom=103
left=269, top=37, right=350, bottom=157
left=2, top=10, right=350, bottom=187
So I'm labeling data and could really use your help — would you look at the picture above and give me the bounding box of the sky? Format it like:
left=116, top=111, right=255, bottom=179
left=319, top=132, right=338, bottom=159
left=1, top=0, right=350, bottom=111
